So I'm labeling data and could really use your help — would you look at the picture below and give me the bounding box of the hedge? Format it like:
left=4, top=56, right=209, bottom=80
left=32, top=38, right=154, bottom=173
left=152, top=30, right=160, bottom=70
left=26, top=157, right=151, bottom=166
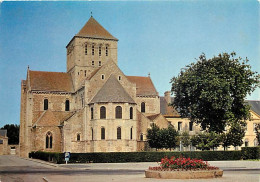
left=30, top=150, right=242, bottom=164
left=241, top=147, right=260, bottom=160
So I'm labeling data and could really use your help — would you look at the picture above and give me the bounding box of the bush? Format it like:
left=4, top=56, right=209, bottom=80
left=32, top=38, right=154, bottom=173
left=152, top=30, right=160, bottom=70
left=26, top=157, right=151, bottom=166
left=241, top=147, right=260, bottom=160
left=30, top=150, right=242, bottom=164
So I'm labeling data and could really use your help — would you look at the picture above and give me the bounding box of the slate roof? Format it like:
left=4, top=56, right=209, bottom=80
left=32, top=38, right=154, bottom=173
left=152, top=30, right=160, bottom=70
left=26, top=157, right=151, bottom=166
left=29, top=70, right=74, bottom=92
left=246, top=100, right=260, bottom=116
left=160, top=97, right=180, bottom=117
left=90, top=75, right=135, bottom=104
left=126, top=76, right=158, bottom=96
left=0, top=130, right=7, bottom=137
left=77, top=17, right=118, bottom=41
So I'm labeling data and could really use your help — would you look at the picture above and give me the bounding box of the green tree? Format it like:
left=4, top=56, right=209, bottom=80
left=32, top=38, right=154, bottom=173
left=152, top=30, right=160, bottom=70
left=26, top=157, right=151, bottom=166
left=147, top=123, right=162, bottom=150
left=229, top=123, right=246, bottom=149
left=190, top=132, right=221, bottom=151
left=220, top=132, right=232, bottom=151
left=180, top=131, right=191, bottom=148
left=171, top=52, right=259, bottom=133
left=1, top=124, right=20, bottom=145
left=255, top=123, right=260, bottom=146
left=164, top=125, right=179, bottom=150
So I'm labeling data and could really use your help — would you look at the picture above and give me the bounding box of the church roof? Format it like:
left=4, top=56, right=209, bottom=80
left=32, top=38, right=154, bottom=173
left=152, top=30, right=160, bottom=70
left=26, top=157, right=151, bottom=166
left=90, top=75, right=135, bottom=104
left=147, top=114, right=160, bottom=121
left=77, top=16, right=118, bottom=41
left=126, top=76, right=158, bottom=96
left=246, top=100, right=260, bottom=116
left=29, top=70, right=74, bottom=92
left=160, top=97, right=180, bottom=117
left=0, top=130, right=7, bottom=137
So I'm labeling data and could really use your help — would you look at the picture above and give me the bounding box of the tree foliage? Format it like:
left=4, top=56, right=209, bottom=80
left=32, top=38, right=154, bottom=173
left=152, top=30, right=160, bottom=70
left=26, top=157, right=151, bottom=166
left=255, top=123, right=260, bottom=146
left=1, top=124, right=20, bottom=145
left=191, top=132, right=221, bottom=151
left=171, top=52, right=259, bottom=133
left=180, top=131, right=191, bottom=148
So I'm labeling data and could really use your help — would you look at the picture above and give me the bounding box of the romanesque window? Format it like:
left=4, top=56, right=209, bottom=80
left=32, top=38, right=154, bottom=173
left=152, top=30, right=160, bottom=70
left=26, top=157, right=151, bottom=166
left=99, top=46, right=101, bottom=56
left=92, top=45, right=94, bottom=55
left=189, top=122, right=193, bottom=131
left=106, top=46, right=108, bottom=56
left=130, top=107, right=133, bottom=119
left=92, top=61, right=94, bottom=66
left=118, top=76, right=121, bottom=80
left=130, top=127, right=133, bottom=140
left=85, top=44, right=88, bottom=55
left=100, top=106, right=106, bottom=119
left=91, top=128, right=94, bottom=140
left=101, top=74, right=105, bottom=80
left=77, top=134, right=80, bottom=141
left=65, top=100, right=70, bottom=111
left=44, top=99, right=48, bottom=110
left=46, top=131, right=53, bottom=149
left=117, top=127, right=121, bottom=140
left=140, top=133, right=143, bottom=141
left=141, top=102, right=145, bottom=113
left=99, top=61, right=101, bottom=67
left=178, top=122, right=182, bottom=131
left=101, top=127, right=105, bottom=140
left=84, top=70, right=87, bottom=77
left=115, top=106, right=122, bottom=119
left=91, top=107, right=94, bottom=119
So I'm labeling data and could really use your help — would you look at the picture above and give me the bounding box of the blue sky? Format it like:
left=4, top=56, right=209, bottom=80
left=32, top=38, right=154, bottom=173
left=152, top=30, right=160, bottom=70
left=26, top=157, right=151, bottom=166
left=0, top=1, right=259, bottom=127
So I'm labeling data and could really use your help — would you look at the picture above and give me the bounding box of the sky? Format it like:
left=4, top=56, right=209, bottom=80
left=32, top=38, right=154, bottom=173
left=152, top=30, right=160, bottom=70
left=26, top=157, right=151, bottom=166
left=0, top=0, right=259, bottom=127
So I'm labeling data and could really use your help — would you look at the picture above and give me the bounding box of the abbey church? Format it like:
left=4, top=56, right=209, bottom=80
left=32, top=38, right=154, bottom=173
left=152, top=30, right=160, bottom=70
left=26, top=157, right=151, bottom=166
left=19, top=16, right=260, bottom=157
left=19, top=16, right=170, bottom=157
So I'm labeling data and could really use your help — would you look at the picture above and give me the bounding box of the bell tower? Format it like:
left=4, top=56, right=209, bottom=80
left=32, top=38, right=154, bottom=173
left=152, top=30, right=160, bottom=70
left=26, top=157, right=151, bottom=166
left=66, top=16, right=118, bottom=90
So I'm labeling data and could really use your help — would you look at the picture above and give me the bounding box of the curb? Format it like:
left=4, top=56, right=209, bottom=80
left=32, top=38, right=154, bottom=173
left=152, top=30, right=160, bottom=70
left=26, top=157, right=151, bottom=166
left=20, top=157, right=59, bottom=168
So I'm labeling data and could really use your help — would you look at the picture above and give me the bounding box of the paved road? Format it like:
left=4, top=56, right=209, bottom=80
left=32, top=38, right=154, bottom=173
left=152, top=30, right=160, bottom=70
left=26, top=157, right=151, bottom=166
left=0, top=155, right=259, bottom=182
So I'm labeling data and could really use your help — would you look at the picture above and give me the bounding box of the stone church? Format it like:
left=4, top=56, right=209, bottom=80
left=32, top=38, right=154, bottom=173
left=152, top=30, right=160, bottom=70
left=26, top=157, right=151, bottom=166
left=19, top=16, right=169, bottom=157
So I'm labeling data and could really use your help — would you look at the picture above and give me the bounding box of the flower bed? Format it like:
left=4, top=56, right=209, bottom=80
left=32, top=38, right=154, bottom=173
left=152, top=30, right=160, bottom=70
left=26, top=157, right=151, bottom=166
left=145, top=156, right=223, bottom=179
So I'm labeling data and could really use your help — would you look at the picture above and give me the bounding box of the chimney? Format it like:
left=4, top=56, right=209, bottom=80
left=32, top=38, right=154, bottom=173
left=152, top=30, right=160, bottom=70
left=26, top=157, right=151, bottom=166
left=164, top=91, right=171, bottom=104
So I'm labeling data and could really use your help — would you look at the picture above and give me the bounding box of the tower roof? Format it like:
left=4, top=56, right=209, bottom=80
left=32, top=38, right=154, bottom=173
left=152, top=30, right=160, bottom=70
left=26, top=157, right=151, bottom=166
left=90, top=75, right=135, bottom=104
left=77, top=16, right=118, bottom=41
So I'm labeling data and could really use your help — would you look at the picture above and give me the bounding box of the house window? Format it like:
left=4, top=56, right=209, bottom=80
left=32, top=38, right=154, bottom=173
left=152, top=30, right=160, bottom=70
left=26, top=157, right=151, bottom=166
left=141, top=102, right=145, bottom=113
left=85, top=44, right=88, bottom=55
left=92, top=45, right=94, bottom=55
left=140, top=133, right=143, bottom=141
left=115, top=106, right=122, bottom=119
left=106, top=46, right=108, bottom=56
left=189, top=122, right=193, bottom=131
left=130, top=107, right=133, bottom=119
left=178, top=122, right=182, bottom=131
left=77, top=134, right=80, bottom=141
left=245, top=139, right=249, bottom=147
left=99, top=46, right=101, bottom=56
left=44, top=99, right=48, bottom=110
left=100, top=106, right=106, bottom=119
left=117, top=127, right=121, bottom=140
left=46, top=131, right=53, bottom=149
left=92, top=61, right=94, bottom=66
left=253, top=123, right=257, bottom=132
left=101, top=127, right=105, bottom=140
left=99, top=61, right=101, bottom=67
left=91, top=107, right=94, bottom=119
left=130, top=127, right=133, bottom=140
left=254, top=139, right=258, bottom=146
left=65, top=100, right=70, bottom=111
left=91, top=128, right=94, bottom=140
left=101, top=74, right=105, bottom=80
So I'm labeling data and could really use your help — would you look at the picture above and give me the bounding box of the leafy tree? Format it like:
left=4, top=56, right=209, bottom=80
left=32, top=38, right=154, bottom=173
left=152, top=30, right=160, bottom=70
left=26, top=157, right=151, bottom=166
left=1, top=124, right=20, bottom=144
left=164, top=125, right=179, bottom=150
left=220, top=132, right=232, bottom=151
left=255, top=123, right=260, bottom=146
left=229, top=123, right=246, bottom=149
left=147, top=123, right=162, bottom=150
left=171, top=52, right=259, bottom=133
left=190, top=132, right=221, bottom=151
left=180, top=131, right=191, bottom=148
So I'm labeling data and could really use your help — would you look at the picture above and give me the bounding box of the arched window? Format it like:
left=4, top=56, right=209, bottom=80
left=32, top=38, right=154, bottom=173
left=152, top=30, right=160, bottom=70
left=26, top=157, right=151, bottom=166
left=85, top=44, right=88, bottom=55
left=65, top=100, right=70, bottom=111
left=130, top=127, right=133, bottom=140
left=130, top=107, right=133, bottom=119
left=115, top=106, right=122, bottom=119
left=141, top=102, right=145, bottom=113
left=44, top=99, right=48, bottom=110
left=91, top=128, right=94, bottom=140
left=106, top=46, right=108, bottom=56
left=101, top=127, right=105, bottom=140
left=77, top=134, right=80, bottom=141
left=92, top=45, right=95, bottom=55
left=46, top=131, right=53, bottom=149
left=100, top=106, right=106, bottom=119
left=99, top=46, right=101, bottom=56
left=117, top=127, right=121, bottom=140
left=91, top=107, right=94, bottom=119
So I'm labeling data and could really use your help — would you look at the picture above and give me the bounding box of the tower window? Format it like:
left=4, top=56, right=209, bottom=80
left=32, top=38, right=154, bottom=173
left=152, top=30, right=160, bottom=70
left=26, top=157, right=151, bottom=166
left=140, top=133, right=143, bottom=141
left=84, top=70, right=87, bottom=77
left=101, top=74, right=105, bottom=80
left=106, top=46, right=108, bottom=56
left=92, top=61, right=94, bottom=66
left=91, top=128, right=94, bottom=140
left=46, top=131, right=53, bottom=149
left=44, top=99, right=48, bottom=110
left=101, top=127, right=105, bottom=140
left=141, top=102, right=145, bottom=113
left=118, top=76, right=121, bottom=80
left=130, top=127, right=133, bottom=140
left=100, top=106, right=106, bottom=119
left=91, top=107, right=94, bottom=119
left=77, top=134, right=80, bottom=141
left=115, top=106, right=122, bottom=119
left=99, top=61, right=101, bottom=67
left=65, top=100, right=70, bottom=111
left=99, top=46, right=101, bottom=56
left=92, top=45, right=94, bottom=55
left=117, top=127, right=121, bottom=140
left=130, top=107, right=133, bottom=119
left=85, top=44, right=88, bottom=55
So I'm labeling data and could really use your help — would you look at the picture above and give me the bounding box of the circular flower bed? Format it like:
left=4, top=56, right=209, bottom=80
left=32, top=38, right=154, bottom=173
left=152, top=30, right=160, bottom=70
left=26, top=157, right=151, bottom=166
left=145, top=156, right=223, bottom=179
